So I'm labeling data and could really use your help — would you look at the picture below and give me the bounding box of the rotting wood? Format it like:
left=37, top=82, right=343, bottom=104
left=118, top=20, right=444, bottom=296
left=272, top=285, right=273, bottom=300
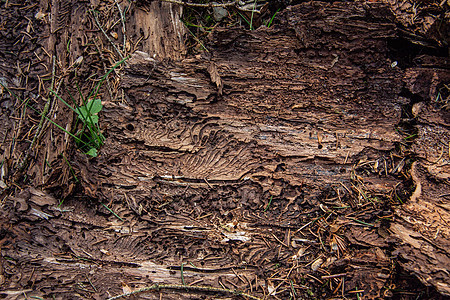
left=79, top=1, right=447, bottom=297
left=92, top=2, right=404, bottom=206
left=389, top=65, right=450, bottom=296
left=1, top=188, right=264, bottom=299
left=1, top=0, right=449, bottom=299
left=77, top=2, right=409, bottom=298
left=127, top=0, right=186, bottom=59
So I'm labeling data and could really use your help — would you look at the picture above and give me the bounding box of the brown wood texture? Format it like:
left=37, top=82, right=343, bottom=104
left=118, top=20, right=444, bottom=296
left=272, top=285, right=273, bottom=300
left=93, top=2, right=403, bottom=201
left=1, top=0, right=449, bottom=299
left=127, top=1, right=186, bottom=59
left=391, top=66, right=450, bottom=295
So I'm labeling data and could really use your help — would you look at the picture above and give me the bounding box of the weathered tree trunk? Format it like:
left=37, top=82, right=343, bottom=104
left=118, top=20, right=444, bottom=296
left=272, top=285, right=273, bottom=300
left=1, top=1, right=449, bottom=299
left=74, top=1, right=448, bottom=298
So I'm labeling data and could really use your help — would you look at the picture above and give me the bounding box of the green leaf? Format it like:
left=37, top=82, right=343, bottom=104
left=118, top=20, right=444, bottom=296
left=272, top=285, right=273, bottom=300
left=77, top=106, right=88, bottom=119
left=87, top=98, right=103, bottom=114
left=87, top=115, right=99, bottom=124
left=77, top=99, right=102, bottom=125
left=86, top=148, right=98, bottom=157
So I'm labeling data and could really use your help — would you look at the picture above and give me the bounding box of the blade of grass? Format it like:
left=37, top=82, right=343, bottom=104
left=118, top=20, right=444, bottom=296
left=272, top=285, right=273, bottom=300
left=346, top=217, right=375, bottom=227
left=60, top=88, right=94, bottom=137
left=264, top=195, right=273, bottom=212
left=45, top=115, right=90, bottom=147
left=49, top=89, right=78, bottom=114
left=62, top=153, right=79, bottom=183
left=67, top=88, right=98, bottom=145
left=249, top=0, right=257, bottom=30
left=181, top=262, right=186, bottom=288
left=184, top=21, right=213, bottom=31
left=267, top=8, right=280, bottom=28
left=1, top=82, right=90, bottom=148
left=184, top=24, right=209, bottom=52
left=101, top=203, right=124, bottom=221
left=290, top=280, right=297, bottom=296
left=237, top=11, right=251, bottom=27
left=87, top=55, right=130, bottom=105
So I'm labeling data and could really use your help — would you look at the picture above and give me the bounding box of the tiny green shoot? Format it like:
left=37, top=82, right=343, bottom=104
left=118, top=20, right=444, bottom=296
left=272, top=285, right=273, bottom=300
left=183, top=21, right=213, bottom=31
left=50, top=55, right=129, bottom=156
left=290, top=280, right=297, bottom=296
left=267, top=8, right=280, bottom=28
left=181, top=262, right=186, bottom=287
left=101, top=203, right=124, bottom=221
left=237, top=11, right=251, bottom=29
left=264, top=195, right=273, bottom=212
left=395, top=193, right=404, bottom=204
left=66, top=38, right=71, bottom=53
left=62, top=153, right=79, bottom=183
left=249, top=0, right=257, bottom=30
left=184, top=24, right=209, bottom=52
left=404, top=133, right=417, bottom=140
left=347, top=217, right=375, bottom=227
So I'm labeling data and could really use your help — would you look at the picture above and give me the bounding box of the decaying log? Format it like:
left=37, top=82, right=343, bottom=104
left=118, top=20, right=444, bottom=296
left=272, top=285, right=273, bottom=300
left=79, top=2, right=408, bottom=298
left=1, top=188, right=260, bottom=300
left=92, top=2, right=404, bottom=201
left=1, top=1, right=449, bottom=299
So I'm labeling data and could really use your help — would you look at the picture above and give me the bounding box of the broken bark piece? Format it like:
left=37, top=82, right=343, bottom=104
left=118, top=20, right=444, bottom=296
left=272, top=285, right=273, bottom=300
left=128, top=1, right=186, bottom=59
left=330, top=248, right=392, bottom=298
left=346, top=227, right=388, bottom=248
left=408, top=67, right=450, bottom=180
left=391, top=56, right=450, bottom=290
left=0, top=196, right=257, bottom=300
left=389, top=41, right=450, bottom=296
left=385, top=0, right=449, bottom=46
left=391, top=162, right=450, bottom=296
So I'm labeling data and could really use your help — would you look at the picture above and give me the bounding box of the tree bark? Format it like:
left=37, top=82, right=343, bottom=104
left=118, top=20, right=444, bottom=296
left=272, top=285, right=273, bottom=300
left=1, top=1, right=449, bottom=299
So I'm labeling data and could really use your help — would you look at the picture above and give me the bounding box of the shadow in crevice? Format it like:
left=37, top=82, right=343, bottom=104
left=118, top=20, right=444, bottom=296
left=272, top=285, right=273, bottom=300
left=387, top=37, right=448, bottom=70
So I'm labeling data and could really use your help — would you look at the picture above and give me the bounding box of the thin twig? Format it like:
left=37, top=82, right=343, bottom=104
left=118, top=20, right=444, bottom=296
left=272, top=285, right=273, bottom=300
left=271, top=232, right=288, bottom=248
left=160, top=0, right=238, bottom=7
left=31, top=55, right=55, bottom=147
left=107, top=283, right=262, bottom=300
left=36, top=58, right=63, bottom=145
left=114, top=0, right=127, bottom=55
left=90, top=9, right=124, bottom=61
left=321, top=273, right=347, bottom=280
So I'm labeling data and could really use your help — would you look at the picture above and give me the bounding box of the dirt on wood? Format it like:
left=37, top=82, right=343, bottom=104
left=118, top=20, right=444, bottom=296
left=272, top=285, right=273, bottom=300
left=0, top=0, right=449, bottom=299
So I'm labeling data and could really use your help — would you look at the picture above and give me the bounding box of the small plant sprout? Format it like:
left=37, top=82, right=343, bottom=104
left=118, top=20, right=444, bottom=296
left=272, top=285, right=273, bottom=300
left=266, top=8, right=280, bottom=28
left=50, top=55, right=129, bottom=157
